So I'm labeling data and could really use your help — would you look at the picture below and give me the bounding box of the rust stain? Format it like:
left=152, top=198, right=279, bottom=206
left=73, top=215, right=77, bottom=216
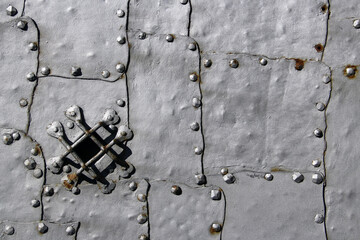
left=63, top=173, right=78, bottom=189
left=271, top=167, right=286, bottom=172
left=343, top=65, right=358, bottom=79
left=321, top=4, right=328, bottom=13
left=209, top=224, right=222, bottom=235
left=294, top=59, right=305, bottom=71
left=314, top=43, right=324, bottom=52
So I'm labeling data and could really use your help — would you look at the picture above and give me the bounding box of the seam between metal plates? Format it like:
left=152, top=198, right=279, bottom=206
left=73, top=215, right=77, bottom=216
left=321, top=0, right=331, bottom=62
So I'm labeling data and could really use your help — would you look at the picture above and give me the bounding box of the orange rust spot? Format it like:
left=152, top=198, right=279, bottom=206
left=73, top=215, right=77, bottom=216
left=343, top=65, right=358, bottom=79
left=314, top=43, right=324, bottom=52
left=63, top=180, right=73, bottom=190
left=294, top=59, right=305, bottom=71
left=209, top=225, right=222, bottom=235
left=271, top=167, right=285, bottom=172
left=63, top=173, right=78, bottom=189
left=321, top=4, right=328, bottom=13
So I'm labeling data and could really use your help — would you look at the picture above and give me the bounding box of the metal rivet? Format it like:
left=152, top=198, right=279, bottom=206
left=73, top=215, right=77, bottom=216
left=171, top=185, right=182, bottom=195
left=109, top=125, right=117, bottom=131
left=31, top=147, right=39, bottom=156
left=129, top=182, right=137, bottom=191
left=314, top=214, right=324, bottom=224
left=37, top=223, right=48, bottom=234
left=137, top=214, right=148, bottom=224
left=223, top=173, right=235, bottom=184
left=229, top=59, right=239, bottom=68
left=194, top=147, right=202, bottom=155
left=24, top=158, right=36, bottom=170
left=189, top=73, right=198, bottom=82
left=313, top=128, right=323, bottom=138
left=19, top=98, right=28, bottom=107
left=137, top=194, right=147, bottom=202
left=210, top=223, right=222, bottom=232
left=138, top=32, right=146, bottom=40
left=29, top=42, right=38, bottom=51
left=323, top=76, right=331, bottom=84
left=2, top=134, right=13, bottom=145
left=312, top=173, right=324, bottom=184
left=190, top=122, right=200, bottom=131
left=180, top=0, right=188, bottom=4
left=71, top=66, right=82, bottom=76
left=210, top=189, right=221, bottom=200
left=66, top=121, right=74, bottom=129
left=65, top=226, right=75, bottom=235
left=353, top=19, right=360, bottom=29
left=72, top=187, right=80, bottom=195
left=139, top=234, right=149, bottom=240
left=188, top=43, right=197, bottom=51
left=26, top=72, right=37, bottom=81
left=316, top=102, right=326, bottom=111
left=259, top=58, right=268, bottom=66
left=220, top=168, right=228, bottom=175
left=264, top=173, right=273, bottom=181
left=117, top=9, right=125, bottom=18
left=203, top=59, right=212, bottom=68
left=195, top=173, right=206, bottom=185
left=44, top=186, right=54, bottom=196
left=312, top=159, right=321, bottom=167
left=345, top=67, right=356, bottom=77
left=4, top=225, right=14, bottom=235
left=68, top=110, right=76, bottom=117
left=40, top=66, right=51, bottom=76
left=116, top=63, right=126, bottom=73
left=6, top=5, right=18, bottom=16
left=166, top=34, right=174, bottom=42
left=31, top=199, right=40, bottom=208
left=116, top=99, right=126, bottom=107
left=116, top=36, right=126, bottom=45
left=33, top=168, right=43, bottom=178
left=12, top=132, right=20, bottom=140
left=292, top=172, right=304, bottom=183
left=192, top=97, right=201, bottom=108
left=63, top=165, right=71, bottom=173
left=101, top=70, right=110, bottom=78
left=17, top=20, right=27, bottom=30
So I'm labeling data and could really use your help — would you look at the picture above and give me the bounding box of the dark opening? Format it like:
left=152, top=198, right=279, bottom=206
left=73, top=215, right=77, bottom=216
left=73, top=137, right=101, bottom=162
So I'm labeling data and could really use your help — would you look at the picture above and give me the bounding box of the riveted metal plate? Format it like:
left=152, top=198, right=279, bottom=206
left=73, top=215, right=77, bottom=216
left=0, top=129, right=43, bottom=222
left=148, top=180, right=224, bottom=240
left=206, top=171, right=325, bottom=239
left=0, top=221, right=79, bottom=239
left=43, top=179, right=149, bottom=239
left=128, top=0, right=190, bottom=35
left=325, top=67, right=360, bottom=239
left=322, top=1, right=360, bottom=67
left=126, top=32, right=203, bottom=185
left=202, top=53, right=330, bottom=172
left=0, top=1, right=23, bottom=22
left=25, top=0, right=128, bottom=81
left=0, top=17, right=38, bottom=131
left=190, top=0, right=328, bottom=59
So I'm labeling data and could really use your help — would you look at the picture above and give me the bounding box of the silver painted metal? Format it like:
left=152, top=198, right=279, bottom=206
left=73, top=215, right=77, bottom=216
left=6, top=5, right=17, bottom=16
left=2, top=134, right=13, bottom=145
left=190, top=122, right=200, bottom=131
left=116, top=99, right=126, bottom=107
left=37, top=222, right=48, bottom=234
left=180, top=0, right=188, bottom=4
left=203, top=59, right=212, bottom=68
left=44, top=186, right=54, bottom=196
left=24, top=158, right=36, bottom=170
left=165, top=34, right=174, bottom=42
left=40, top=66, right=51, bottom=76
left=16, top=20, right=27, bottom=30
left=259, top=58, right=268, bottom=66
left=12, top=131, right=20, bottom=140
left=137, top=193, right=147, bottom=202
left=116, top=36, right=126, bottom=45
left=211, top=223, right=222, bottom=232
left=192, top=97, right=201, bottom=108
left=139, top=234, right=149, bottom=240
left=189, top=73, right=198, bottom=82
left=33, top=168, right=43, bottom=178
left=195, top=173, right=206, bottom=185
left=30, top=147, right=38, bottom=156
left=323, top=75, right=331, bottom=84
left=71, top=66, right=82, bottom=76
left=264, top=173, right=274, bottom=181
left=229, top=59, right=239, bottom=68
left=65, top=226, right=76, bottom=235
left=194, top=146, right=202, bottom=155
left=316, top=102, right=326, bottom=111
left=101, top=70, right=110, bottom=78
left=171, top=185, right=182, bottom=195
left=28, top=42, right=38, bottom=51
left=314, top=214, right=324, bottom=224
left=138, top=32, right=146, bottom=40
left=220, top=168, right=228, bottom=176
left=211, top=189, right=221, bottom=200
left=188, top=42, right=197, bottom=51
left=353, top=19, right=360, bottom=29
left=345, top=67, right=356, bottom=77
left=312, top=173, right=324, bottom=184
left=313, top=128, right=323, bottom=138
left=19, top=99, right=28, bottom=107
left=31, top=199, right=40, bottom=208
left=312, top=159, right=321, bottom=168
left=136, top=214, right=148, bottom=224
left=223, top=173, right=235, bottom=184
left=129, top=181, right=137, bottom=191
left=26, top=72, right=36, bottom=81
left=117, top=9, right=125, bottom=18
left=292, top=172, right=304, bottom=183
left=4, top=225, right=14, bottom=235
left=116, top=63, right=126, bottom=73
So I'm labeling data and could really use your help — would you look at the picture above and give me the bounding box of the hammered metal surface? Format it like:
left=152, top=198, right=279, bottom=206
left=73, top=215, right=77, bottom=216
left=325, top=68, right=360, bottom=239
left=202, top=53, right=330, bottom=172
left=0, top=129, right=43, bottom=222
left=190, top=0, right=328, bottom=59
left=0, top=17, right=38, bottom=131
left=126, top=32, right=203, bottom=185
left=43, top=179, right=149, bottom=240
left=148, top=181, right=224, bottom=240
left=25, top=0, right=128, bottom=81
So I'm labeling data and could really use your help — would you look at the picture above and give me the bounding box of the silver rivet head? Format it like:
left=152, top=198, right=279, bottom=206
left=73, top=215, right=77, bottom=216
left=264, top=173, right=274, bottom=181
left=210, top=223, right=222, bottom=233
left=26, top=72, right=37, bottom=81
left=44, top=186, right=54, bottom=196
left=229, top=59, right=239, bottom=68
left=31, top=199, right=40, bottom=208
left=190, top=122, right=200, bottom=131
left=192, top=97, right=201, bottom=108
left=316, top=102, right=326, bottom=111
left=38, top=223, right=48, bottom=234
left=116, top=99, right=126, bottom=107
left=204, top=59, right=212, bottom=68
left=223, top=173, right=235, bottom=184
left=323, top=76, right=331, bottom=84
left=71, top=66, right=82, bottom=76
left=313, top=128, right=323, bottom=138
left=171, top=185, right=182, bottom=195
left=116, top=63, right=126, bottom=73
left=312, top=159, right=321, bottom=167
left=2, top=134, right=13, bottom=145
left=220, top=168, right=228, bottom=175
left=314, top=214, right=324, bottom=224
left=65, top=226, right=75, bottom=235
left=345, top=67, right=356, bottom=77
left=66, top=121, right=74, bottom=129
left=166, top=34, right=174, bottom=42
left=188, top=43, right=197, bottom=51
left=19, top=98, right=28, bottom=107
left=117, top=9, right=125, bottom=18
left=139, top=234, right=149, bottom=240
left=29, top=42, right=38, bottom=51
left=180, top=0, right=188, bottom=4
left=6, top=5, right=18, bottom=16
left=101, top=70, right=110, bottom=78
left=353, top=19, right=360, bottom=29
left=12, top=132, right=20, bottom=140
left=138, top=32, right=146, bottom=40
left=259, top=58, right=268, bottom=66
left=72, top=187, right=80, bottom=195
left=24, top=158, right=36, bottom=170
left=40, top=66, right=51, bottom=76
left=116, top=36, right=126, bottom=45
left=4, top=225, right=14, bottom=235
left=63, top=165, right=71, bottom=173
left=128, top=181, right=137, bottom=191
left=312, top=173, right=324, bottom=184
left=17, top=20, right=27, bottom=30
left=189, top=73, right=198, bottom=82
left=194, top=147, right=202, bottom=155
left=137, top=214, right=148, bottom=224
left=137, top=194, right=147, bottom=202
left=210, top=189, right=221, bottom=200
left=292, top=172, right=304, bottom=183
left=33, top=168, right=43, bottom=178
left=195, top=173, right=206, bottom=185
left=31, top=147, right=39, bottom=156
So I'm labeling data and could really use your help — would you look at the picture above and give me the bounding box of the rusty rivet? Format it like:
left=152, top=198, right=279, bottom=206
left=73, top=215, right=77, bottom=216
left=2, top=134, right=13, bottom=145
left=171, top=185, right=182, bottom=195
left=294, top=59, right=305, bottom=71
left=210, top=223, right=222, bottom=233
left=320, top=4, right=327, bottom=13
left=314, top=44, right=324, bottom=53
left=31, top=147, right=39, bottom=156
left=229, top=59, right=239, bottom=68
left=344, top=66, right=357, bottom=78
